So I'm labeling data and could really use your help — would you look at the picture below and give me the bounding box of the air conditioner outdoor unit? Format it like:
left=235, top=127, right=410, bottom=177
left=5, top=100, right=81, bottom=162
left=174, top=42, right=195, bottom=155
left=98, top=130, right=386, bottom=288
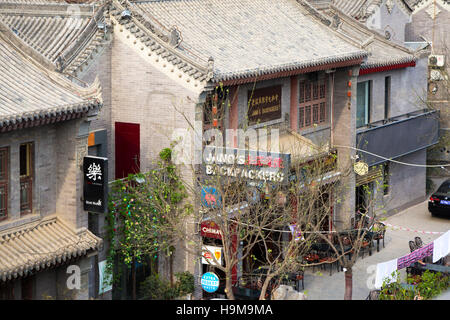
left=429, top=55, right=445, bottom=67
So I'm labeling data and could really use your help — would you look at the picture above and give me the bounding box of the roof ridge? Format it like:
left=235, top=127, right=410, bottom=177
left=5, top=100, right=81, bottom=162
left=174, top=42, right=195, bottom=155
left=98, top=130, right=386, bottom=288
left=328, top=4, right=415, bottom=55
left=0, top=2, right=100, bottom=16
left=111, top=0, right=210, bottom=79
left=0, top=24, right=102, bottom=99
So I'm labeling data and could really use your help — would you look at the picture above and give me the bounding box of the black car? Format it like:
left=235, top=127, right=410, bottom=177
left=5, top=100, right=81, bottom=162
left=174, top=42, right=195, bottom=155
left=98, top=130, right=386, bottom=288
left=428, top=179, right=450, bottom=217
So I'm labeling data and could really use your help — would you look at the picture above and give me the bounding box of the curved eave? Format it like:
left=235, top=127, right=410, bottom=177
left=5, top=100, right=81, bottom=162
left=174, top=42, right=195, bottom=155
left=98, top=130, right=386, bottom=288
left=0, top=100, right=102, bottom=133
left=214, top=53, right=367, bottom=86
left=110, top=1, right=210, bottom=82
left=360, top=59, right=416, bottom=75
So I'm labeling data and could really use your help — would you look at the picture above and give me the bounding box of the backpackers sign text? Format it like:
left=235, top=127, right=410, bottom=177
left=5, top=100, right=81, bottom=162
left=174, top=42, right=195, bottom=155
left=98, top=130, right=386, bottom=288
left=203, top=147, right=290, bottom=184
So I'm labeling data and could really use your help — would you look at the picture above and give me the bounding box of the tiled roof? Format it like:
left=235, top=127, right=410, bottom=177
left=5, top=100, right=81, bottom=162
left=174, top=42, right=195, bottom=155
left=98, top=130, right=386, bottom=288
left=0, top=1, right=97, bottom=4
left=0, top=216, right=102, bottom=282
left=1, top=1, right=66, bottom=3
left=309, top=2, right=417, bottom=69
left=330, top=0, right=413, bottom=20
left=405, top=0, right=450, bottom=11
left=332, top=0, right=383, bottom=20
left=0, top=25, right=102, bottom=130
left=0, top=1, right=109, bottom=76
left=116, top=0, right=366, bottom=83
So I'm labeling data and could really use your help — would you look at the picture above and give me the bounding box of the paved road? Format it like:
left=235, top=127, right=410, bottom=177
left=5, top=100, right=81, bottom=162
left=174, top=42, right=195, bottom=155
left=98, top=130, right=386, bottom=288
left=301, top=200, right=450, bottom=300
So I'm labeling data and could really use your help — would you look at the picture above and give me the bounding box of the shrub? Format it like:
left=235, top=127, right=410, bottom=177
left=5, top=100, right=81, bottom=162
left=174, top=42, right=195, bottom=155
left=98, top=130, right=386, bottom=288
left=140, top=271, right=195, bottom=300
left=379, top=270, right=450, bottom=300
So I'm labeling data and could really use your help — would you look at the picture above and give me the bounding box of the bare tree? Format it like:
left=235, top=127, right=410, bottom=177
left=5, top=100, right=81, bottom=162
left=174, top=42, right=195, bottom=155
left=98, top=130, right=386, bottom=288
left=106, top=82, right=391, bottom=301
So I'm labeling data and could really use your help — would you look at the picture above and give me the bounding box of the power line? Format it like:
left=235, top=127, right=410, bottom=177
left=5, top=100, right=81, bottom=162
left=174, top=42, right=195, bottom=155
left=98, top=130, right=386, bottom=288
left=334, top=145, right=450, bottom=168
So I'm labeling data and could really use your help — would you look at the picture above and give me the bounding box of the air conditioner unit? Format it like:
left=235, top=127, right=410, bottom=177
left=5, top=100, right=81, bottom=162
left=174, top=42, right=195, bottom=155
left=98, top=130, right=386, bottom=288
left=428, top=55, right=445, bottom=67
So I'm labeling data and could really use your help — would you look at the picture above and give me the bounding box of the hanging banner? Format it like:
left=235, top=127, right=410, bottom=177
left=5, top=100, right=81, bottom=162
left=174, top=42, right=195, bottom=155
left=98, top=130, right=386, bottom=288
left=83, top=156, right=108, bottom=213
left=202, top=245, right=223, bottom=266
left=98, top=260, right=113, bottom=295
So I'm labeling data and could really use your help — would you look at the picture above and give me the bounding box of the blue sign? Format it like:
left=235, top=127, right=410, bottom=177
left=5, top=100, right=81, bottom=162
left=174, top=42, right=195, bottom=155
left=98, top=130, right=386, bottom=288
left=201, top=186, right=222, bottom=208
left=201, top=272, right=220, bottom=293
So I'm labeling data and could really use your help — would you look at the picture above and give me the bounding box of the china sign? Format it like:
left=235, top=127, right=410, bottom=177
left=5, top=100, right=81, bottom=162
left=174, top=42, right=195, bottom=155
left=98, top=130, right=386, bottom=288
left=83, top=156, right=108, bottom=213
left=247, top=85, right=282, bottom=125
left=200, top=220, right=222, bottom=239
left=203, top=146, right=291, bottom=185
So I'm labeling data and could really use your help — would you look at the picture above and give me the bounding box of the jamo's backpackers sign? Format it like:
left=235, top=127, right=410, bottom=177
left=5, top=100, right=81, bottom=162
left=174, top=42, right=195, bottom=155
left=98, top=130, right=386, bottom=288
left=203, top=146, right=290, bottom=184
left=247, top=85, right=281, bottom=125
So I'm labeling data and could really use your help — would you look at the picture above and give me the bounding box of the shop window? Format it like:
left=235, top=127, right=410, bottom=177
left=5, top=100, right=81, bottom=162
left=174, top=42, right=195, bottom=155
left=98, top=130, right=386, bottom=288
left=0, top=147, right=8, bottom=220
left=298, top=77, right=327, bottom=129
left=20, top=142, right=33, bottom=215
left=356, top=81, right=371, bottom=128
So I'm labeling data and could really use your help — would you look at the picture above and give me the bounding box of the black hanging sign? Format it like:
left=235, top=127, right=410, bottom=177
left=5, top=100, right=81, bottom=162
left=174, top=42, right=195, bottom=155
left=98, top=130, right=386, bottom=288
left=83, top=156, right=108, bottom=213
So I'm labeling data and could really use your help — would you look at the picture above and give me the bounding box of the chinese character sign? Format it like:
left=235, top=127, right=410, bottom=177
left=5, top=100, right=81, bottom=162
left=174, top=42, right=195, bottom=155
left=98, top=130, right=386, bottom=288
left=247, top=85, right=282, bottom=125
left=83, top=156, right=108, bottom=213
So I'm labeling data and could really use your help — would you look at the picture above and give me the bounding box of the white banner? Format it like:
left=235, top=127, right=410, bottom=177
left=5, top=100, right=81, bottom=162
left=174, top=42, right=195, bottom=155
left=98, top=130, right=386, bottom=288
left=201, top=245, right=222, bottom=266
left=98, top=260, right=113, bottom=295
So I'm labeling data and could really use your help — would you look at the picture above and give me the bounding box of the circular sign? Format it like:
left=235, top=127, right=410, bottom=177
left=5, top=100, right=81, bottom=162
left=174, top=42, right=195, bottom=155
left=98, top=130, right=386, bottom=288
left=201, top=187, right=221, bottom=208
left=201, top=272, right=220, bottom=293
left=354, top=161, right=369, bottom=176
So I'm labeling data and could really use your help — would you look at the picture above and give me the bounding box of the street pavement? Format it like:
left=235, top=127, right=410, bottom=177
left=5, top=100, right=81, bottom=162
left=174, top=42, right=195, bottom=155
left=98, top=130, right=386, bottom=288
left=301, top=199, right=450, bottom=300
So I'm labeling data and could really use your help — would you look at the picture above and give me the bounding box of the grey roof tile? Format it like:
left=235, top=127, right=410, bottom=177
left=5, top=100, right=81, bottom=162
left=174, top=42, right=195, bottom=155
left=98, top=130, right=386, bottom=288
left=0, top=26, right=102, bottom=129
left=124, top=0, right=367, bottom=82
left=0, top=1, right=109, bottom=75
left=309, top=2, right=417, bottom=68
left=0, top=216, right=102, bottom=282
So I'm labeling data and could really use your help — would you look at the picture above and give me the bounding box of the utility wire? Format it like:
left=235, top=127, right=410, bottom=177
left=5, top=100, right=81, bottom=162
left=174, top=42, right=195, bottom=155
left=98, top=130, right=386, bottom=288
left=334, top=145, right=450, bottom=168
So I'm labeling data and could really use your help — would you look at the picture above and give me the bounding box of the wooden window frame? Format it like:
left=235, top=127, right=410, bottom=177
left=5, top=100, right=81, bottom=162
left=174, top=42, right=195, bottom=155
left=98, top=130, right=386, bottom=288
left=20, top=142, right=33, bottom=215
left=0, top=147, right=8, bottom=221
left=298, top=76, right=327, bottom=130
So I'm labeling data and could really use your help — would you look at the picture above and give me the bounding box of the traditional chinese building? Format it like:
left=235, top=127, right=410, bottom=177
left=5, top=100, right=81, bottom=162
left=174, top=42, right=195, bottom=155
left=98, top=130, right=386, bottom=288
left=310, top=0, right=439, bottom=223
left=0, top=0, right=440, bottom=299
left=102, top=0, right=372, bottom=297
left=0, top=9, right=103, bottom=299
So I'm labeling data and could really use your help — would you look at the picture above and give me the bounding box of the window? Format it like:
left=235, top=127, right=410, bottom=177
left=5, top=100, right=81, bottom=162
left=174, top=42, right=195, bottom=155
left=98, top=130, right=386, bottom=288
left=384, top=76, right=391, bottom=120
left=356, top=81, right=371, bottom=128
left=383, top=162, right=390, bottom=196
left=20, top=142, right=33, bottom=214
left=298, top=77, right=327, bottom=129
left=0, top=147, right=8, bottom=220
